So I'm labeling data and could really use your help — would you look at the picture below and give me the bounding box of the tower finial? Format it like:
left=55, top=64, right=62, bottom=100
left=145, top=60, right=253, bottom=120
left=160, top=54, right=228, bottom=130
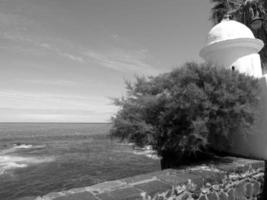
left=223, top=14, right=231, bottom=20
left=223, top=0, right=231, bottom=20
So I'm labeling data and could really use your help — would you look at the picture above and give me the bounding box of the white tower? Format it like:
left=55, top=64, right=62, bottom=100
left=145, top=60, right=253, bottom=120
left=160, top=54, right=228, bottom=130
left=200, top=19, right=264, bottom=78
left=199, top=19, right=267, bottom=159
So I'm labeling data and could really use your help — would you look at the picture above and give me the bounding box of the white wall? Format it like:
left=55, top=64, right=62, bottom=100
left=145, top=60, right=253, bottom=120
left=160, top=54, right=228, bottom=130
left=233, top=54, right=262, bottom=78
left=204, top=47, right=262, bottom=78
left=226, top=77, right=267, bottom=159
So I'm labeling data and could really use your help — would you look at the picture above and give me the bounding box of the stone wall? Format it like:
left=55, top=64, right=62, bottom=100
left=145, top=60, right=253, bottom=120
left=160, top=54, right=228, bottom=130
left=20, top=157, right=265, bottom=200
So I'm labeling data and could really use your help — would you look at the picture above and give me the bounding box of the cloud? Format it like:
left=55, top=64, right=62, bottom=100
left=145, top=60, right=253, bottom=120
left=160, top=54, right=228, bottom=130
left=0, top=90, right=117, bottom=112
left=85, top=48, right=160, bottom=75
left=111, top=34, right=119, bottom=40
left=0, top=11, right=35, bottom=31
left=0, top=11, right=85, bottom=64
left=0, top=90, right=118, bottom=122
left=1, top=34, right=86, bottom=63
left=0, top=4, right=161, bottom=76
left=24, top=79, right=79, bottom=87
left=3, top=33, right=159, bottom=75
left=40, top=42, right=86, bottom=63
left=22, top=114, right=111, bottom=122
left=3, top=31, right=158, bottom=75
left=59, top=52, right=85, bottom=63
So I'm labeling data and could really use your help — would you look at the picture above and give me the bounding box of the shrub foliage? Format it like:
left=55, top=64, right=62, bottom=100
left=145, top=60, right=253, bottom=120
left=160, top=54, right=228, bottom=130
left=110, top=62, right=260, bottom=159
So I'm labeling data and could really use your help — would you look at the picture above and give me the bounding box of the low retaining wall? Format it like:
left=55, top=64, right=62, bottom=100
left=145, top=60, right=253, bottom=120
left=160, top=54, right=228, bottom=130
left=21, top=157, right=265, bottom=200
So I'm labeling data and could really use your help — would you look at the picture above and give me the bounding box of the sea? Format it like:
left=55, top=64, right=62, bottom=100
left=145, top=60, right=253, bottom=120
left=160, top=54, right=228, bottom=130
left=0, top=123, right=160, bottom=200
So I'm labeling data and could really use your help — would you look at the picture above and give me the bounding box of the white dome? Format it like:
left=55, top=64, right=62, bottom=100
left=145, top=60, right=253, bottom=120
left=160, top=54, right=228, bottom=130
left=200, top=19, right=264, bottom=60
left=206, top=19, right=255, bottom=45
left=199, top=19, right=264, bottom=78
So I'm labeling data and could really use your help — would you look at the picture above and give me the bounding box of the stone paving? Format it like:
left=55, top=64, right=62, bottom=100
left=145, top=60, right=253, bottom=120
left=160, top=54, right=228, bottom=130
left=20, top=157, right=264, bottom=200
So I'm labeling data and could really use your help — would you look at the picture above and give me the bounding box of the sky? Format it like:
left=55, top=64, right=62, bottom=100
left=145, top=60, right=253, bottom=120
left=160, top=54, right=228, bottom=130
left=0, top=0, right=213, bottom=122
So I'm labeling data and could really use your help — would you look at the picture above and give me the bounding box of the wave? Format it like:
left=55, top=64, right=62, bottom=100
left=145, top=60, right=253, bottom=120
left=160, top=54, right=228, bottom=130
left=0, top=144, right=54, bottom=175
left=117, top=143, right=160, bottom=160
left=13, top=143, right=46, bottom=149
left=0, top=144, right=46, bottom=155
left=0, top=155, right=55, bottom=175
left=132, top=146, right=160, bottom=160
left=14, top=144, right=33, bottom=149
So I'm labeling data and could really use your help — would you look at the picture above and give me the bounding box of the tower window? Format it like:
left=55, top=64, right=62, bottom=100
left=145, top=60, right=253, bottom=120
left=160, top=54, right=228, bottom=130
left=232, top=66, right=235, bottom=71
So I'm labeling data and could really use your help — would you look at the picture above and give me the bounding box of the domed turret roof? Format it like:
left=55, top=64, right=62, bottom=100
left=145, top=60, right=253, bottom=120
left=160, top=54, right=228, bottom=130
left=206, top=19, right=255, bottom=46
left=200, top=19, right=264, bottom=59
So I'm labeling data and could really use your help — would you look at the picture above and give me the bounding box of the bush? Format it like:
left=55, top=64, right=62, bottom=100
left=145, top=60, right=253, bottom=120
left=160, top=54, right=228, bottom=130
left=110, top=62, right=260, bottom=161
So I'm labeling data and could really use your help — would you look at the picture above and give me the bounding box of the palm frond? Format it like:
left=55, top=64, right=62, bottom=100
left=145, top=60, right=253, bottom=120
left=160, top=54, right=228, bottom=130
left=209, top=0, right=267, bottom=72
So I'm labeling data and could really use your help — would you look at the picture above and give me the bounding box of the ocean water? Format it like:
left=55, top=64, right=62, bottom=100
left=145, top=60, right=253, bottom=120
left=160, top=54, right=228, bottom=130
left=0, top=123, right=160, bottom=200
